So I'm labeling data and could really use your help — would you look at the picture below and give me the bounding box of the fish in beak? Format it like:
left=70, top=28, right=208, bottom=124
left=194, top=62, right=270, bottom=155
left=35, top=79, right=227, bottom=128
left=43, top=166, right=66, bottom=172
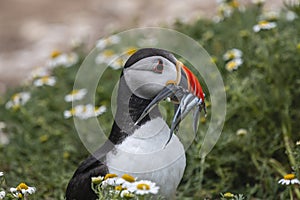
left=135, top=61, right=207, bottom=146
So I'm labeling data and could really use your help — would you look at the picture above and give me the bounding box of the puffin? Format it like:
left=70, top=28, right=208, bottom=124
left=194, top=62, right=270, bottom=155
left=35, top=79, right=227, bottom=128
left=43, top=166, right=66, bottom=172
left=66, top=48, right=206, bottom=199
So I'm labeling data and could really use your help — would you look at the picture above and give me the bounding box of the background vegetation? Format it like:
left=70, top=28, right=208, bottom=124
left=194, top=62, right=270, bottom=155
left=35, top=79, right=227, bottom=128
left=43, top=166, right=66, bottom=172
left=0, top=2, right=300, bottom=199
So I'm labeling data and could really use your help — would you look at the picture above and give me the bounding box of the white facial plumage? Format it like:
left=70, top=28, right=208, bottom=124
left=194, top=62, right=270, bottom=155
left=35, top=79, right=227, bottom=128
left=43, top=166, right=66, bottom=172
left=123, top=56, right=177, bottom=99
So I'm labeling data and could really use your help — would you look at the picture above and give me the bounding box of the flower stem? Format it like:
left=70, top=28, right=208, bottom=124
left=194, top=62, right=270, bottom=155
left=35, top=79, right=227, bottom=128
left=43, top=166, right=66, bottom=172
left=198, top=154, right=206, bottom=191
left=282, top=123, right=296, bottom=167
left=289, top=186, right=293, bottom=200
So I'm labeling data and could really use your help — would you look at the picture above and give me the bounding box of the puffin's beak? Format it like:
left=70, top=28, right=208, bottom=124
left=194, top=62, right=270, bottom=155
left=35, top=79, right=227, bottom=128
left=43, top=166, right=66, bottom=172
left=135, top=61, right=206, bottom=146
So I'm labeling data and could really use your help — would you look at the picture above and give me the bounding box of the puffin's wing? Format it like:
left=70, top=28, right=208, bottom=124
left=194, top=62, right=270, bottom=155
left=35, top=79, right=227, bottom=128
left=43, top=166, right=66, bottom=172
left=66, top=156, right=108, bottom=200
left=66, top=141, right=114, bottom=200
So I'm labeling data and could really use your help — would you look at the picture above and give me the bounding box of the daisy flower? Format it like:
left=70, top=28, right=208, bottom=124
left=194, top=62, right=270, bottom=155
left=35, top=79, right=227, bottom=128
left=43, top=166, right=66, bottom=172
left=217, top=3, right=234, bottom=18
left=253, top=20, right=277, bottom=32
left=128, top=180, right=159, bottom=195
left=124, top=47, right=138, bottom=57
left=0, top=172, right=3, bottom=177
left=216, top=0, right=240, bottom=20
left=96, top=35, right=121, bottom=50
left=0, top=191, right=5, bottom=200
left=26, top=66, right=50, bottom=81
left=95, top=49, right=118, bottom=65
left=223, top=48, right=243, bottom=61
left=64, top=89, right=88, bottom=102
left=91, top=176, right=104, bottom=184
left=236, top=128, right=248, bottom=136
left=223, top=192, right=235, bottom=198
left=33, top=76, right=56, bottom=87
left=5, top=92, right=31, bottom=110
left=120, top=190, right=135, bottom=198
left=110, top=57, right=125, bottom=70
left=63, top=104, right=106, bottom=119
left=286, top=11, right=298, bottom=21
left=225, top=58, right=243, bottom=71
left=113, top=174, right=137, bottom=189
left=296, top=140, right=300, bottom=146
left=10, top=182, right=36, bottom=198
left=278, top=174, right=300, bottom=185
left=101, top=174, right=120, bottom=187
left=47, top=51, right=79, bottom=68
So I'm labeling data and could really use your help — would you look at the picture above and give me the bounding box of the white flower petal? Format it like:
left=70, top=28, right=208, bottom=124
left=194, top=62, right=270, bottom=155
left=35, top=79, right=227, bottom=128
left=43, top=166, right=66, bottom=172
left=0, top=191, right=5, bottom=199
left=47, top=53, right=78, bottom=68
left=286, top=11, right=298, bottom=21
left=26, top=187, right=36, bottom=194
left=291, top=179, right=300, bottom=184
left=63, top=110, right=72, bottom=119
left=64, top=89, right=88, bottom=102
left=128, top=180, right=160, bottom=195
left=223, top=48, right=243, bottom=61
left=10, top=188, right=17, bottom=193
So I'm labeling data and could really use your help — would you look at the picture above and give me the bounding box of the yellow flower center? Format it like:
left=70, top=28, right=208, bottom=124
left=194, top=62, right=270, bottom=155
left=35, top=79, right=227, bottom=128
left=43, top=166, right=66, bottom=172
left=70, top=108, right=76, bottom=115
left=224, top=192, right=234, bottom=198
left=210, top=56, right=218, bottom=64
left=39, top=135, right=49, bottom=143
left=51, top=50, right=62, bottom=58
left=136, top=183, right=150, bottom=190
left=63, top=151, right=70, bottom=159
left=122, top=174, right=135, bottom=183
left=115, top=58, right=124, bottom=65
left=200, top=116, right=206, bottom=124
left=104, top=173, right=117, bottom=180
left=125, top=47, right=137, bottom=56
left=228, top=52, right=235, bottom=59
left=227, top=61, right=237, bottom=69
left=17, top=183, right=28, bottom=190
left=284, top=174, right=295, bottom=180
left=12, top=94, right=20, bottom=101
left=41, top=76, right=49, bottom=83
left=259, top=20, right=269, bottom=27
left=229, top=0, right=239, bottom=8
left=115, top=185, right=123, bottom=191
left=70, top=90, right=79, bottom=95
left=103, top=50, right=115, bottom=57
left=91, top=176, right=103, bottom=184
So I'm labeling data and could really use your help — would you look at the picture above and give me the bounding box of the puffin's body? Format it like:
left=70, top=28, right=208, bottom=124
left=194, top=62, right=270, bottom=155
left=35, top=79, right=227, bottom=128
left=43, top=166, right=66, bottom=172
left=66, top=48, right=206, bottom=199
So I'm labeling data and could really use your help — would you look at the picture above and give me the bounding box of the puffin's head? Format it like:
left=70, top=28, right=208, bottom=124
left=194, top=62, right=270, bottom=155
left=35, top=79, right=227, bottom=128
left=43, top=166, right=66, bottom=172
left=123, top=48, right=206, bottom=145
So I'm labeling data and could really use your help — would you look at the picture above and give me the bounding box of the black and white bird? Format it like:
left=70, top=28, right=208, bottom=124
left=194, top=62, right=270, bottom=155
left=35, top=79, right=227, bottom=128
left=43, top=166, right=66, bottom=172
left=66, top=48, right=206, bottom=199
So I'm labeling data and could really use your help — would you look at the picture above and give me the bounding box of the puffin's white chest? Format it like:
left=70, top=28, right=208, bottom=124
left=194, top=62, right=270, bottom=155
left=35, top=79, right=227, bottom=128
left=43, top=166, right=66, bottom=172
left=106, top=117, right=186, bottom=199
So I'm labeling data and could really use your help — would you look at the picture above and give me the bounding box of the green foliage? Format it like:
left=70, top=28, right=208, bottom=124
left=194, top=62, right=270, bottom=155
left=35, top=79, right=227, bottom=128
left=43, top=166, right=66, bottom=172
left=175, top=4, right=300, bottom=200
left=0, top=3, right=300, bottom=200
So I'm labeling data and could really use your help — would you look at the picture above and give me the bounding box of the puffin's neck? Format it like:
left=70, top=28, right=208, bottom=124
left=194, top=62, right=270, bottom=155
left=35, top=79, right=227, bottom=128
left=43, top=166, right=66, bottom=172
left=108, top=76, right=161, bottom=144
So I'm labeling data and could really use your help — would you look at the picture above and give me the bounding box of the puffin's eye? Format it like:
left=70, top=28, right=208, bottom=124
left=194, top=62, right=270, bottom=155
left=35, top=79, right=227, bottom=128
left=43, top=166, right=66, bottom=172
left=153, top=59, right=164, bottom=73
